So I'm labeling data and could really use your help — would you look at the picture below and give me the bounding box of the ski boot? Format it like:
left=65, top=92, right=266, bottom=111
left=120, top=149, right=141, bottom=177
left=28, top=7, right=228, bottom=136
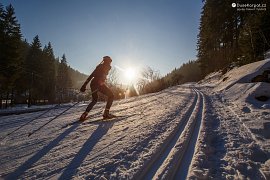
left=103, top=109, right=116, bottom=119
left=80, top=111, right=88, bottom=121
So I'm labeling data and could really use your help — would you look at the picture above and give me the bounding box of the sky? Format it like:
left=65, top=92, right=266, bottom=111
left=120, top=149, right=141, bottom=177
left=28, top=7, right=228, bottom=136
left=2, top=0, right=203, bottom=79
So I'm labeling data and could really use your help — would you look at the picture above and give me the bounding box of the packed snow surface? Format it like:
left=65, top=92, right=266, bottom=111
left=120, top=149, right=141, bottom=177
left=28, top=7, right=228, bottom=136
left=0, top=60, right=269, bottom=179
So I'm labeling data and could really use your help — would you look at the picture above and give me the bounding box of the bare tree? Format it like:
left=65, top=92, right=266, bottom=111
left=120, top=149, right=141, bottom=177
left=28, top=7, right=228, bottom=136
left=107, top=67, right=119, bottom=86
left=138, top=66, right=160, bottom=94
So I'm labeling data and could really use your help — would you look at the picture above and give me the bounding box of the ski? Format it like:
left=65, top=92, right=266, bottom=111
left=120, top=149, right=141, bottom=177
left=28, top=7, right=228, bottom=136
left=61, top=114, right=131, bottom=129
left=0, top=104, right=60, bottom=143
left=28, top=102, right=80, bottom=137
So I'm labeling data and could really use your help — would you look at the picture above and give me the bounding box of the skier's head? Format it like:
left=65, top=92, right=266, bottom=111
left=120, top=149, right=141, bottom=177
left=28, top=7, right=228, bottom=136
left=102, top=56, right=112, bottom=65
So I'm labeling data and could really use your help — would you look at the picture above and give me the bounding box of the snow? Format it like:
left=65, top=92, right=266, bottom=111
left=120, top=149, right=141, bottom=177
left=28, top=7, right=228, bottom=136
left=0, top=60, right=270, bottom=179
left=0, top=103, right=75, bottom=116
left=197, top=59, right=270, bottom=179
left=215, top=59, right=270, bottom=91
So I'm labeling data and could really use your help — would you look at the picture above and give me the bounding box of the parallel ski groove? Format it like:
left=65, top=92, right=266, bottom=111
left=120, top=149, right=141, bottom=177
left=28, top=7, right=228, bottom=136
left=132, top=89, right=197, bottom=179
left=153, top=89, right=204, bottom=180
left=173, top=89, right=205, bottom=179
left=133, top=88, right=205, bottom=180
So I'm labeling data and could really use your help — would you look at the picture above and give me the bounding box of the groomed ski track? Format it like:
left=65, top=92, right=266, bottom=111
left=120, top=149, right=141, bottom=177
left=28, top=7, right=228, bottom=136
left=133, top=88, right=205, bottom=180
left=1, top=85, right=207, bottom=179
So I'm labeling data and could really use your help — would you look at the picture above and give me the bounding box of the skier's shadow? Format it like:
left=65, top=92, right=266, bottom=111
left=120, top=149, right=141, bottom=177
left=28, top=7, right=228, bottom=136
left=5, top=115, right=132, bottom=179
left=5, top=123, right=80, bottom=180
left=58, top=118, right=122, bottom=180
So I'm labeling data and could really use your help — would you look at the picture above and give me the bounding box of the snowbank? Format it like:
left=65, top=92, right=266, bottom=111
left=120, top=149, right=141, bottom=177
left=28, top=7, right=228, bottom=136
left=223, top=82, right=270, bottom=109
left=198, top=59, right=270, bottom=178
left=215, top=59, right=270, bottom=92
left=198, top=59, right=270, bottom=107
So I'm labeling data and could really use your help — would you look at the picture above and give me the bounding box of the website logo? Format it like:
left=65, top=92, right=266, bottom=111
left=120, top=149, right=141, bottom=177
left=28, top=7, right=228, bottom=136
left=232, top=2, right=267, bottom=11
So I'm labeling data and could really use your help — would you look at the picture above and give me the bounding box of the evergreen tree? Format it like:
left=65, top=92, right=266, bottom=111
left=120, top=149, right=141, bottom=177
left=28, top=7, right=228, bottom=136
left=0, top=3, right=5, bottom=108
left=25, top=35, right=43, bottom=106
left=197, top=0, right=270, bottom=76
left=0, top=4, right=22, bottom=107
left=43, top=42, right=56, bottom=102
left=26, top=35, right=42, bottom=74
left=0, top=4, right=4, bottom=58
left=56, top=54, right=72, bottom=103
left=15, top=39, right=30, bottom=103
left=239, top=0, right=270, bottom=64
left=0, top=4, right=90, bottom=107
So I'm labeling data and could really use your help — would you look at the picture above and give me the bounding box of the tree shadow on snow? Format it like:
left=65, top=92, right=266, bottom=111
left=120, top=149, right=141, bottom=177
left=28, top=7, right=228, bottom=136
left=5, top=122, right=80, bottom=180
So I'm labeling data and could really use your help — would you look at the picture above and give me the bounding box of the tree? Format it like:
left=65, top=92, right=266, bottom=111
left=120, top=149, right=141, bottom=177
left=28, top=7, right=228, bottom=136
left=25, top=35, right=43, bottom=106
left=239, top=2, right=270, bottom=65
left=0, top=4, right=90, bottom=107
left=197, top=0, right=270, bottom=76
left=0, top=3, right=5, bottom=108
left=43, top=42, right=56, bottom=102
left=0, top=4, right=22, bottom=107
left=14, top=39, right=30, bottom=104
left=56, top=54, right=72, bottom=103
left=138, top=66, right=160, bottom=94
left=0, top=4, right=4, bottom=58
left=107, top=67, right=119, bottom=86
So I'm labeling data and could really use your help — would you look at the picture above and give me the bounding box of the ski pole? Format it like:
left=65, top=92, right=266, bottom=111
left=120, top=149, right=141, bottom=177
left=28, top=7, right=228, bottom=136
left=0, top=104, right=59, bottom=143
left=28, top=89, right=98, bottom=137
left=28, top=101, right=80, bottom=137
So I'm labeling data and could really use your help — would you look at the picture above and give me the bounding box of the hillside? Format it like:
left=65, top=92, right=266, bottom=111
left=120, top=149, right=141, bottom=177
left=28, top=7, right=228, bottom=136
left=0, top=60, right=270, bottom=179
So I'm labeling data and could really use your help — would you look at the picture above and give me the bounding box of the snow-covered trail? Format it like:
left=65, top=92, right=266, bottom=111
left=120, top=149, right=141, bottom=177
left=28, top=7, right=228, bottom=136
left=0, top=84, right=268, bottom=179
left=1, top=86, right=199, bottom=179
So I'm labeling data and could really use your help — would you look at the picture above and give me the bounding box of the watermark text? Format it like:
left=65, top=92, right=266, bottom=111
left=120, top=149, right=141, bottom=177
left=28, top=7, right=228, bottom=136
left=232, top=3, right=266, bottom=11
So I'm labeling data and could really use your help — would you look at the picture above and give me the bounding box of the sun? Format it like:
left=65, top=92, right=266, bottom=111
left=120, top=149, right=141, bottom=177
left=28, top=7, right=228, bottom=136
left=124, top=67, right=137, bottom=81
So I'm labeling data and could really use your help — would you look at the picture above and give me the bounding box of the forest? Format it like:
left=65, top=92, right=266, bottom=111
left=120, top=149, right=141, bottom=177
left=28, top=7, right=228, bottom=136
left=0, top=4, right=87, bottom=108
left=139, top=0, right=270, bottom=94
left=1, top=0, right=270, bottom=108
left=197, top=0, right=270, bottom=76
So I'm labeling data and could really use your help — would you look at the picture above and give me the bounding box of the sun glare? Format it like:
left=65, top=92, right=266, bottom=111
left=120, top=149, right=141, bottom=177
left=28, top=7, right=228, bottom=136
left=125, top=68, right=137, bottom=81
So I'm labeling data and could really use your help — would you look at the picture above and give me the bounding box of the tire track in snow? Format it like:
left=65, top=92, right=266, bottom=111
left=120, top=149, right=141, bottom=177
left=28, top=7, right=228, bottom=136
left=133, top=88, right=205, bottom=180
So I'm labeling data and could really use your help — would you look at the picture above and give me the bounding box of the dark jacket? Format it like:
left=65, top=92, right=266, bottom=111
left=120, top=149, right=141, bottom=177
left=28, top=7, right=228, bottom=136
left=85, top=63, right=111, bottom=87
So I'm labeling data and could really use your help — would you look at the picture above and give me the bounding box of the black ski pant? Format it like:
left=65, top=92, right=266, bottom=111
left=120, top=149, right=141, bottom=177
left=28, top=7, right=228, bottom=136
left=86, top=83, right=114, bottom=113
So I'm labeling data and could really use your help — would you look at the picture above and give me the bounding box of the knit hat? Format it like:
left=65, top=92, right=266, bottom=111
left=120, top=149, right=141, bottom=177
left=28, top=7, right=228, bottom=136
left=103, top=56, right=112, bottom=63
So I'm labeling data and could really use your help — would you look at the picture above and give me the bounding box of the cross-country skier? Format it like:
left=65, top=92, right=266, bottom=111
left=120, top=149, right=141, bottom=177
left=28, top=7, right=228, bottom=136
left=79, top=56, right=115, bottom=121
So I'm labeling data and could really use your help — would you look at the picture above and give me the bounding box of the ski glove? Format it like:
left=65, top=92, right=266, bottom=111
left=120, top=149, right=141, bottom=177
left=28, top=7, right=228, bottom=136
left=80, top=84, right=86, bottom=92
left=80, top=74, right=94, bottom=93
